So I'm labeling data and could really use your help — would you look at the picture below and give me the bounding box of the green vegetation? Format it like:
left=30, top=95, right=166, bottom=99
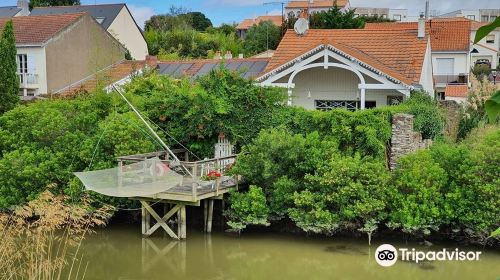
left=29, top=0, right=80, bottom=9
left=243, top=21, right=282, bottom=56
left=285, top=6, right=395, bottom=29
left=0, top=64, right=496, bottom=245
left=0, top=20, right=19, bottom=114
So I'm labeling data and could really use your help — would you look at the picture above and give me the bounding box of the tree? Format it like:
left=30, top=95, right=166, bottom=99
left=244, top=21, right=281, bottom=55
left=0, top=20, right=19, bottom=114
left=186, top=12, right=212, bottom=31
left=30, top=0, right=80, bottom=9
left=284, top=6, right=366, bottom=29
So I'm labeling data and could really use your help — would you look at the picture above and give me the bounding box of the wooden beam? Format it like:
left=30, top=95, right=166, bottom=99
left=179, top=205, right=187, bottom=239
left=141, top=201, right=179, bottom=239
left=207, top=199, right=214, bottom=233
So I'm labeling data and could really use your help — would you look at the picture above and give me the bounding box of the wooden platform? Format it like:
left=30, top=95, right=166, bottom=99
left=117, top=150, right=239, bottom=239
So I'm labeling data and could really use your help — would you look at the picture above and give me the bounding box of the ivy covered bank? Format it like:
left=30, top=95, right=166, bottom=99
left=0, top=69, right=498, bottom=246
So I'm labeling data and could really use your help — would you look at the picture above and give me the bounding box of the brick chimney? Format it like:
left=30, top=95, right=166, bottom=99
left=145, top=55, right=158, bottom=68
left=17, top=0, right=29, bottom=16
left=418, top=13, right=425, bottom=39
left=224, top=51, right=233, bottom=59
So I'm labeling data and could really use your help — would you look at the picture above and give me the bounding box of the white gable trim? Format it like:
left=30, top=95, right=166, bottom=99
left=259, top=47, right=412, bottom=97
left=257, top=44, right=413, bottom=91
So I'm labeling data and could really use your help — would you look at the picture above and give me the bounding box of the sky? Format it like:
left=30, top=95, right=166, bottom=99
left=2, top=0, right=500, bottom=27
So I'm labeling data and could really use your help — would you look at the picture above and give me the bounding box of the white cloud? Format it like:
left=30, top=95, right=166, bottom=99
left=128, top=4, right=155, bottom=29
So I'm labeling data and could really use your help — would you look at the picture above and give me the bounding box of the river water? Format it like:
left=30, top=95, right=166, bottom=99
left=77, top=225, right=499, bottom=280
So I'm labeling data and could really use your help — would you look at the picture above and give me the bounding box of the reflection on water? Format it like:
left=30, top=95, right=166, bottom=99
left=76, top=225, right=500, bottom=280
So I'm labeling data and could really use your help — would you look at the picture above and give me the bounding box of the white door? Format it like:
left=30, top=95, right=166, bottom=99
left=436, top=58, right=454, bottom=75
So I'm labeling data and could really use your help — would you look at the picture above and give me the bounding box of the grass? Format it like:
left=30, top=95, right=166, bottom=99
left=0, top=185, right=113, bottom=279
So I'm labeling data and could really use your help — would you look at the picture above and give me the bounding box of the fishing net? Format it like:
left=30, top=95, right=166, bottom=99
left=74, top=157, right=184, bottom=197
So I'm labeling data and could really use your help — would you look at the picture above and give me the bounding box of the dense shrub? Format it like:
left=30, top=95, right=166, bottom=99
left=292, top=155, right=389, bottom=238
left=226, top=186, right=269, bottom=231
left=387, top=151, right=448, bottom=235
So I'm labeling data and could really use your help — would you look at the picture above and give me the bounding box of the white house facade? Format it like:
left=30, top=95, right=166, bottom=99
left=366, top=18, right=472, bottom=98
left=30, top=4, right=148, bottom=60
left=470, top=22, right=499, bottom=69
left=0, top=13, right=126, bottom=98
left=256, top=22, right=433, bottom=111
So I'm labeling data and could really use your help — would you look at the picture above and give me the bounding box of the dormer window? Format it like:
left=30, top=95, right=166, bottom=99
left=486, top=35, right=495, bottom=44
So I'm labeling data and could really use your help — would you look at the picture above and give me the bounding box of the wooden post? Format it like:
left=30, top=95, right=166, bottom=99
left=192, top=163, right=198, bottom=202
left=141, top=201, right=147, bottom=235
left=207, top=199, right=214, bottom=233
left=203, top=200, right=208, bottom=232
left=179, top=205, right=187, bottom=239
left=145, top=204, right=151, bottom=234
left=118, top=160, right=123, bottom=189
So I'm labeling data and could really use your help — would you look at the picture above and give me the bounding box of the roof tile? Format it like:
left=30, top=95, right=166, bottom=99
left=365, top=18, right=471, bottom=52
left=0, top=13, right=85, bottom=45
left=237, top=15, right=282, bottom=30
left=263, top=28, right=428, bottom=85
left=445, top=84, right=468, bottom=97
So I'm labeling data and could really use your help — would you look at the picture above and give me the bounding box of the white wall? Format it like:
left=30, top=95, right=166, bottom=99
left=388, top=9, right=408, bottom=22
left=16, top=46, right=47, bottom=95
left=432, top=53, right=469, bottom=75
left=288, top=67, right=403, bottom=109
left=107, top=6, right=149, bottom=60
left=420, top=40, right=435, bottom=94
left=471, top=29, right=499, bottom=69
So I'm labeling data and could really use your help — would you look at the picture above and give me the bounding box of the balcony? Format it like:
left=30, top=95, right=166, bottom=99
left=17, top=73, right=39, bottom=89
left=434, top=74, right=468, bottom=88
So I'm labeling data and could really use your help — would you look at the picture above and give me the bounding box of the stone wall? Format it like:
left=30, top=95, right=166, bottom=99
left=439, top=100, right=462, bottom=141
left=389, top=113, right=432, bottom=170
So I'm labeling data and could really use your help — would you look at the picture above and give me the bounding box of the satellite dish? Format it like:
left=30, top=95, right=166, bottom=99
left=294, top=18, right=309, bottom=36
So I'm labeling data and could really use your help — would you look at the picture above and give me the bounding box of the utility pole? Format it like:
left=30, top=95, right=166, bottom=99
left=263, top=1, right=287, bottom=27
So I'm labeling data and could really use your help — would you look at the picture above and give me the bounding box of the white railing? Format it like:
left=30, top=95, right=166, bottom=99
left=17, top=73, right=39, bottom=88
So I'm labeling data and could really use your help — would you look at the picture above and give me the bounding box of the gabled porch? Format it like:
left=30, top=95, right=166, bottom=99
left=257, top=44, right=414, bottom=110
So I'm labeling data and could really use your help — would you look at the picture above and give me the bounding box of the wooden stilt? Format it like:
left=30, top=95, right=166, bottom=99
left=141, top=202, right=147, bottom=235
left=203, top=200, right=208, bottom=232
left=207, top=199, right=214, bottom=233
left=179, top=205, right=187, bottom=239
left=141, top=201, right=180, bottom=239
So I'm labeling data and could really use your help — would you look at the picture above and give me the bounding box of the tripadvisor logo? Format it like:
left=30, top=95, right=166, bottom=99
left=374, top=244, right=482, bottom=267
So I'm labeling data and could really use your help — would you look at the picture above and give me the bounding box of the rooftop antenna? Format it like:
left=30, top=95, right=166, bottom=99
left=263, top=1, right=287, bottom=27
left=425, top=0, right=430, bottom=19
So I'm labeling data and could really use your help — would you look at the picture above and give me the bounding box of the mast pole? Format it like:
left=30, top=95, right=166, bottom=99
left=113, top=85, right=192, bottom=176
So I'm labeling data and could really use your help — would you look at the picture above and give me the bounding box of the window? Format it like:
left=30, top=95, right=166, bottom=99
left=437, top=92, right=445, bottom=101
left=95, top=17, right=106, bottom=24
left=315, top=100, right=376, bottom=111
left=436, top=58, right=455, bottom=75
left=486, top=35, right=495, bottom=44
left=481, top=15, right=489, bottom=22
left=490, top=16, right=497, bottom=22
left=393, top=14, right=402, bottom=21
left=17, top=54, right=27, bottom=74
left=466, top=15, right=475, bottom=20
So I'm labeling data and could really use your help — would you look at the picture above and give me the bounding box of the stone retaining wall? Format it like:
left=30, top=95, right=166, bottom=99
left=389, top=113, right=432, bottom=170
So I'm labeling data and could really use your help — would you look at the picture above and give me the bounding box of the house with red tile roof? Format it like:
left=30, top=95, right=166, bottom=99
left=470, top=21, right=499, bottom=70
left=30, top=3, right=148, bottom=60
left=365, top=17, right=472, bottom=98
left=256, top=17, right=434, bottom=110
left=0, top=13, right=126, bottom=98
left=236, top=15, right=283, bottom=39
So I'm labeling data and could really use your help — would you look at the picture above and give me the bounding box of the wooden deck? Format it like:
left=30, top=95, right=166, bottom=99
left=117, top=150, right=239, bottom=239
